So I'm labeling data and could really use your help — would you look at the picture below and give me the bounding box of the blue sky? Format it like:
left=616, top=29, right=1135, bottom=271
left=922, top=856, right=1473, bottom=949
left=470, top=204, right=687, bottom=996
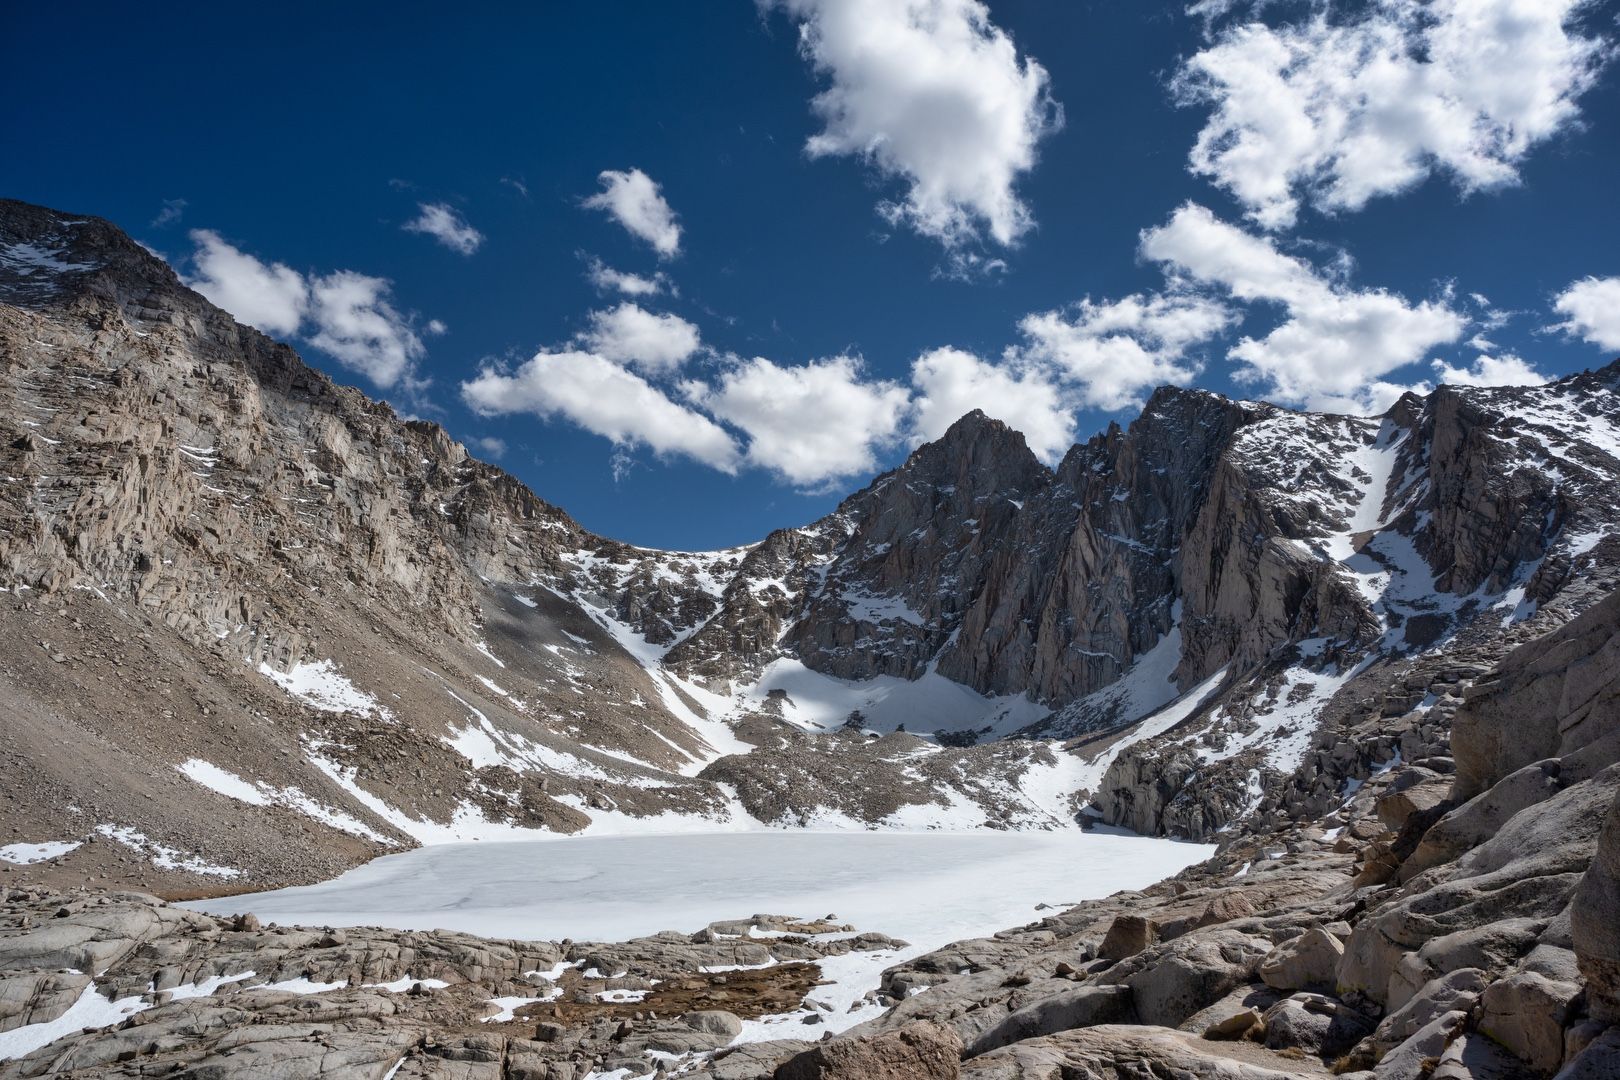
left=6, top=1, right=1620, bottom=549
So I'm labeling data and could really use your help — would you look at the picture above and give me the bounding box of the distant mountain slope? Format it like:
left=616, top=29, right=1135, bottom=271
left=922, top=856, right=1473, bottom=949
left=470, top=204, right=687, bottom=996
left=2, top=197, right=1618, bottom=895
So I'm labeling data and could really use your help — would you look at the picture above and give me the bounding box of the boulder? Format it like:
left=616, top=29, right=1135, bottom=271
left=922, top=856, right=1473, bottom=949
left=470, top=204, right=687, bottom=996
left=1376, top=769, right=1451, bottom=832
left=705, top=1040, right=816, bottom=1080
left=964, top=984, right=1134, bottom=1057
left=1429, top=1032, right=1533, bottom=1080
left=1558, top=1027, right=1620, bottom=1079
left=1203, top=1006, right=1263, bottom=1040
left=1109, top=928, right=1273, bottom=1027
left=774, top=1021, right=963, bottom=1080
left=1259, top=927, right=1344, bottom=992
left=1261, top=993, right=1373, bottom=1059
left=1371, top=1009, right=1467, bottom=1080
left=1451, top=588, right=1620, bottom=801
left=0, top=970, right=92, bottom=1033
left=1479, top=969, right=1579, bottom=1073
left=1401, top=761, right=1563, bottom=882
left=963, top=1023, right=1329, bottom=1078
left=1339, top=765, right=1620, bottom=1008
left=1097, top=915, right=1157, bottom=961
left=1371, top=968, right=1488, bottom=1057
left=683, top=1010, right=744, bottom=1038
left=1572, top=784, right=1620, bottom=1022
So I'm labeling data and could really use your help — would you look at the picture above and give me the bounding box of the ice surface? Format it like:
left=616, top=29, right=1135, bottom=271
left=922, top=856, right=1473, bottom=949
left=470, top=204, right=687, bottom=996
left=187, top=832, right=1211, bottom=943
left=184, top=830, right=1212, bottom=1035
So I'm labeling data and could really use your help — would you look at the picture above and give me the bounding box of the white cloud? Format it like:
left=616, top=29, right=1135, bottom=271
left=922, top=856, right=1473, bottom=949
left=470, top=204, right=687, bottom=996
left=579, top=302, right=702, bottom=372
left=1140, top=203, right=1467, bottom=413
left=306, top=271, right=427, bottom=389
left=471, top=436, right=508, bottom=459
left=184, top=229, right=308, bottom=336
left=908, top=346, right=1074, bottom=463
left=1013, top=292, right=1234, bottom=411
left=1552, top=276, right=1620, bottom=351
left=461, top=351, right=739, bottom=471
left=1432, top=353, right=1548, bottom=387
left=151, top=198, right=187, bottom=229
left=583, top=169, right=682, bottom=257
left=695, top=354, right=910, bottom=486
left=183, top=232, right=434, bottom=390
left=772, top=0, right=1061, bottom=248
left=1176, top=0, right=1609, bottom=229
left=402, top=202, right=484, bottom=255
left=585, top=257, right=671, bottom=297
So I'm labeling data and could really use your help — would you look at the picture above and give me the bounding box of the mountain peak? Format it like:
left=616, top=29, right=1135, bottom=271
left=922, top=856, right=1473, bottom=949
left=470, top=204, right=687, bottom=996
left=903, top=408, right=1048, bottom=491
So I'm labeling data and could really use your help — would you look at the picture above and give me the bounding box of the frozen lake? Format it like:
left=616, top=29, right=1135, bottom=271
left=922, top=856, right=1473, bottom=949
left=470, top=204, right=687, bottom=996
left=187, top=829, right=1212, bottom=945
left=185, top=829, right=1213, bottom=1042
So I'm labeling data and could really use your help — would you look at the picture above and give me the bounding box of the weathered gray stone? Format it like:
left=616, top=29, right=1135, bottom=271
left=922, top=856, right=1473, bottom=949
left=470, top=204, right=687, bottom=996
left=774, top=1021, right=962, bottom=1080
left=1259, top=927, right=1344, bottom=992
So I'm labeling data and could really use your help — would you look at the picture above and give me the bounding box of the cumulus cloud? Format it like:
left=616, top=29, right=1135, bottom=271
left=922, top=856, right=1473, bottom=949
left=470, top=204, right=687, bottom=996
left=1013, top=292, right=1234, bottom=411
left=1176, top=0, right=1609, bottom=229
left=185, top=229, right=309, bottom=336
left=306, top=272, right=428, bottom=388
left=1552, top=276, right=1620, bottom=351
left=695, top=354, right=910, bottom=486
left=583, top=169, right=682, bottom=257
left=585, top=257, right=671, bottom=297
left=462, top=351, right=740, bottom=471
left=771, top=0, right=1061, bottom=248
left=908, top=346, right=1074, bottom=463
left=1140, top=203, right=1467, bottom=413
left=1432, top=353, right=1548, bottom=387
left=402, top=202, right=484, bottom=255
left=579, top=303, right=702, bottom=372
left=183, top=231, right=433, bottom=390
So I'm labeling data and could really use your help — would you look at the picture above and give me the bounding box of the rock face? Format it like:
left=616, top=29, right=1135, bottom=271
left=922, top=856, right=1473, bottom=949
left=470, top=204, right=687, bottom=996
left=689, top=588, right=1620, bottom=1078
left=1451, top=586, right=1620, bottom=800
left=1574, top=785, right=1620, bottom=1024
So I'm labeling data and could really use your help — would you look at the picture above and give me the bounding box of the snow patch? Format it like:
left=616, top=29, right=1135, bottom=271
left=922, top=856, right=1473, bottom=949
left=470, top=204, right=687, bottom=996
left=0, top=840, right=81, bottom=865
left=94, top=824, right=241, bottom=878
left=0, top=983, right=147, bottom=1062
left=176, top=759, right=393, bottom=844
left=259, top=659, right=389, bottom=718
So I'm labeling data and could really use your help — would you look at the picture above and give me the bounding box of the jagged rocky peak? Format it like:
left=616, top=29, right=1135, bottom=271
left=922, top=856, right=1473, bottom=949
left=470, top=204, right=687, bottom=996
left=893, top=406, right=1048, bottom=495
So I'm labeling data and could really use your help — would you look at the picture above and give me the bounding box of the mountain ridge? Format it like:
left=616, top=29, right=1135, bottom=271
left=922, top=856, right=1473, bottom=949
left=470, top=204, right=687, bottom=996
left=3, top=195, right=1620, bottom=888
left=7, top=199, right=1620, bottom=1077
